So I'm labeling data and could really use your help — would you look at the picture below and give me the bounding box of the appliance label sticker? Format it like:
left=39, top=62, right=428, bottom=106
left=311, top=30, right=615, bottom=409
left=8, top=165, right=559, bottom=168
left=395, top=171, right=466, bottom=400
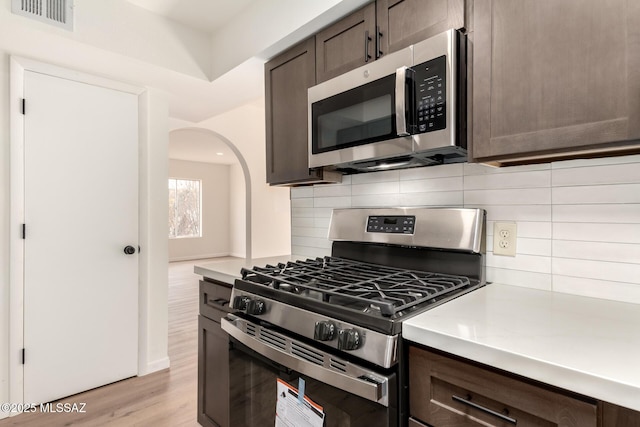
left=275, top=378, right=325, bottom=427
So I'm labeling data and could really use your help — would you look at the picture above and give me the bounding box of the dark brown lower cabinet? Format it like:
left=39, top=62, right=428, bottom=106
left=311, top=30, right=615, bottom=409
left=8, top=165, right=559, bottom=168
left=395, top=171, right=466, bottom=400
left=409, top=346, right=598, bottom=427
left=198, top=280, right=232, bottom=427
left=602, top=403, right=640, bottom=427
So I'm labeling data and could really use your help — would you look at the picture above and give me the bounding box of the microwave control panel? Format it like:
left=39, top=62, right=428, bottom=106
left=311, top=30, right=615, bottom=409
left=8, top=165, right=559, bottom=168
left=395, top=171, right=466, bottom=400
left=414, top=55, right=447, bottom=134
left=366, top=216, right=415, bottom=234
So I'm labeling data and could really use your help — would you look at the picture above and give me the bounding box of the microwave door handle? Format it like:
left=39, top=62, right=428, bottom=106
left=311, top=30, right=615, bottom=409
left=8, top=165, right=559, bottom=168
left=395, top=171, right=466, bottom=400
left=395, top=66, right=411, bottom=136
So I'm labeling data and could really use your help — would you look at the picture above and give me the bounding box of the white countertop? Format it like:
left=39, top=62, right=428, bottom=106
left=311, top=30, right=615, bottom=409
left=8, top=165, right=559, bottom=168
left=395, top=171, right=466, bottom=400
left=403, top=284, right=640, bottom=412
left=194, top=255, right=301, bottom=285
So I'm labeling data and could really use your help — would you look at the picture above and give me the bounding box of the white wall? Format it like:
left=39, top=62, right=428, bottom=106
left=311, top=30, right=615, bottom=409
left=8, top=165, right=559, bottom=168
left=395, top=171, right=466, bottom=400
left=209, top=0, right=370, bottom=78
left=198, top=99, right=291, bottom=259
left=1, top=0, right=211, bottom=80
left=78, top=1, right=212, bottom=79
left=0, top=1, right=249, bottom=122
left=229, top=163, right=247, bottom=258
left=0, top=52, right=10, bottom=417
left=291, top=154, right=640, bottom=304
left=169, top=160, right=231, bottom=261
left=137, top=89, right=170, bottom=375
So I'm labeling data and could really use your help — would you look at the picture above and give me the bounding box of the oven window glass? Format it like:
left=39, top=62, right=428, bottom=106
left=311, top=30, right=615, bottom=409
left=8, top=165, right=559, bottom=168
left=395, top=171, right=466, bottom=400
left=312, top=74, right=396, bottom=154
left=229, top=339, right=397, bottom=427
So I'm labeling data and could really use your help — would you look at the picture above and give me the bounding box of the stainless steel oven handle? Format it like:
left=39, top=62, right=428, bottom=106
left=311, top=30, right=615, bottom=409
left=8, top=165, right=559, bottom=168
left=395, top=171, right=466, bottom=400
left=395, top=66, right=409, bottom=136
left=222, top=316, right=389, bottom=406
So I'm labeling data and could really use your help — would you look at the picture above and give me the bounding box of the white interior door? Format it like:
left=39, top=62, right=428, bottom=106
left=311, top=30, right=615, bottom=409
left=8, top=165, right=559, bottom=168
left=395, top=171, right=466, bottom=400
left=23, top=71, right=139, bottom=404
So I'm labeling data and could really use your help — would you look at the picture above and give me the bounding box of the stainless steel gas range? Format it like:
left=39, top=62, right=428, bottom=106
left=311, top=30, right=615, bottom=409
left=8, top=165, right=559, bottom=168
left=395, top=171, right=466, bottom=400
left=221, top=207, right=486, bottom=427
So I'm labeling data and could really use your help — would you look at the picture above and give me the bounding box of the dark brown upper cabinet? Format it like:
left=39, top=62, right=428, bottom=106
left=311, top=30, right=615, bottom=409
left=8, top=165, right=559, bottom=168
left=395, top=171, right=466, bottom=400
left=265, top=38, right=340, bottom=185
left=376, top=0, right=465, bottom=55
left=316, top=0, right=466, bottom=84
left=315, top=2, right=376, bottom=84
left=472, top=0, right=640, bottom=165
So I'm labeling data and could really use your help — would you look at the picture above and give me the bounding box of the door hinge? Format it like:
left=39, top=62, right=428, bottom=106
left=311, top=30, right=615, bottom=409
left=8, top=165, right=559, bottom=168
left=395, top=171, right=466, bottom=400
left=21, top=224, right=26, bottom=239
left=21, top=348, right=25, bottom=364
left=21, top=98, right=26, bottom=115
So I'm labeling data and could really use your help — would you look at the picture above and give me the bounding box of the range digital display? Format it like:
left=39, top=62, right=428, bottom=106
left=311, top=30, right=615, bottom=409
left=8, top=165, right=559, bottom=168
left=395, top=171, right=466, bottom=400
left=366, top=216, right=415, bottom=234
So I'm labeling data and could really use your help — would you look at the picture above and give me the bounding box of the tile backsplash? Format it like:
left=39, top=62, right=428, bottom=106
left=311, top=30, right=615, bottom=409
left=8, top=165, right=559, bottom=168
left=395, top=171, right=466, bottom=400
left=290, top=154, right=640, bottom=304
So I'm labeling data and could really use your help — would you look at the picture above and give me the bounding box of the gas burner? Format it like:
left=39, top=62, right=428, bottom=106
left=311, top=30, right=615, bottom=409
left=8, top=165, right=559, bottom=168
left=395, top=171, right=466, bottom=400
left=232, top=208, right=485, bottom=351
left=241, top=256, right=471, bottom=318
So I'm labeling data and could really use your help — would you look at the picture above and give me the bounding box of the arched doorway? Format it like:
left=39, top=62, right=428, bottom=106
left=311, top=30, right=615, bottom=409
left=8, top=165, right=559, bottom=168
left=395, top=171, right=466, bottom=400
left=168, top=127, right=251, bottom=259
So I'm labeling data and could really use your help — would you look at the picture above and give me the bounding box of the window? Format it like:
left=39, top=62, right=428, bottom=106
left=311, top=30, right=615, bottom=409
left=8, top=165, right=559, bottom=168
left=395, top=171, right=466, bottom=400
left=168, top=178, right=201, bottom=238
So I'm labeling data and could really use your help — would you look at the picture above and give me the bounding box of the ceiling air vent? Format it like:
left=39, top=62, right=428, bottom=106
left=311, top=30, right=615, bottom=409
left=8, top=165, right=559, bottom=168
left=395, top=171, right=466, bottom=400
left=12, top=0, right=74, bottom=31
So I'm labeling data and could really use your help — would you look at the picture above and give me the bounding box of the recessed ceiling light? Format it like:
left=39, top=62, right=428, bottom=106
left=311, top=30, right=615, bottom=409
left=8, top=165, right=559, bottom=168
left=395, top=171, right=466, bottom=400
left=216, top=152, right=224, bottom=156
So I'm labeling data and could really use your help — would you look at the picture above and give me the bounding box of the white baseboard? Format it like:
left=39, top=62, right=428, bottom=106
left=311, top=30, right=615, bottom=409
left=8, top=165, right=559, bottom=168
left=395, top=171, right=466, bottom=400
left=169, top=252, right=230, bottom=262
left=139, top=356, right=170, bottom=376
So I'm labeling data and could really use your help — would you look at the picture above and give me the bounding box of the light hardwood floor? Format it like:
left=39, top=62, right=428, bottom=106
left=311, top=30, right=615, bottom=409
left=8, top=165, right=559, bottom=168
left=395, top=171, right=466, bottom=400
left=0, top=258, right=236, bottom=427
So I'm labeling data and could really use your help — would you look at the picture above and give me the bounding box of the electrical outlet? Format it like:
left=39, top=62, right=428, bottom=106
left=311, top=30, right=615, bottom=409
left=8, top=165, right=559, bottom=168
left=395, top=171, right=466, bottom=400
left=493, top=222, right=517, bottom=256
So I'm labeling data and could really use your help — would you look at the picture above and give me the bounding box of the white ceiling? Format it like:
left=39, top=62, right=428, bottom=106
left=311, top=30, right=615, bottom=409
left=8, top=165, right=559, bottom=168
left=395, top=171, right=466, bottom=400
left=169, top=128, right=239, bottom=165
left=126, top=0, right=258, bottom=34
left=124, top=0, right=308, bottom=164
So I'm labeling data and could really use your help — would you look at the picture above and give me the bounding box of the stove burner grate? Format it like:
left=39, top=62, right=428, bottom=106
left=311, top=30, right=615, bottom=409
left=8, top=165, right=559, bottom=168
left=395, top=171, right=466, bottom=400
left=241, top=256, right=470, bottom=317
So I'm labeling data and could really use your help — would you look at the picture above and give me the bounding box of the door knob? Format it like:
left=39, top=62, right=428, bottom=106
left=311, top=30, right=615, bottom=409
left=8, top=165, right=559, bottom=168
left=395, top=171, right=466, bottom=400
left=123, top=245, right=136, bottom=255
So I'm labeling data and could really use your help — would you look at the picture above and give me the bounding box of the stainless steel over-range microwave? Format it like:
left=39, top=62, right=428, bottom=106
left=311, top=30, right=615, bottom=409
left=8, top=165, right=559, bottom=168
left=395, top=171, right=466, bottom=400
left=308, top=29, right=467, bottom=173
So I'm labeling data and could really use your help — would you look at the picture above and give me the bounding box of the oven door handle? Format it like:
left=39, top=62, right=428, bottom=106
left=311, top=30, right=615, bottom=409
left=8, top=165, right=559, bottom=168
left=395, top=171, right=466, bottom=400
left=221, top=316, right=388, bottom=406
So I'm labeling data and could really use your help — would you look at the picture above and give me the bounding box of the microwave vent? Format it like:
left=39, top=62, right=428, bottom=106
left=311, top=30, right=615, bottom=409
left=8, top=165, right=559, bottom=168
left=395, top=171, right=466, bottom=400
left=337, top=155, right=436, bottom=174
left=335, top=146, right=467, bottom=174
left=12, top=0, right=74, bottom=31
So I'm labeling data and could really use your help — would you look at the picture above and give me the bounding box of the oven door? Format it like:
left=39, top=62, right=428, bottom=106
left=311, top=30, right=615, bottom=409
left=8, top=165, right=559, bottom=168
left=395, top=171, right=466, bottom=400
left=222, top=314, right=398, bottom=427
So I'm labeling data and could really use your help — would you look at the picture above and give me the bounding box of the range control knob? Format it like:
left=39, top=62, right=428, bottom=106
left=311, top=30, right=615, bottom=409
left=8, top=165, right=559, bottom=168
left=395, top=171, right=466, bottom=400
left=246, top=299, right=266, bottom=315
left=314, top=321, right=336, bottom=341
left=337, top=329, right=361, bottom=351
left=232, top=296, right=251, bottom=311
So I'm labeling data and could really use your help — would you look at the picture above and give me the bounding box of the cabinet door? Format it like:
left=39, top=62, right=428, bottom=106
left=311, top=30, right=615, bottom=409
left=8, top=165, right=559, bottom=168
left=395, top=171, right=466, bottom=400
left=409, top=346, right=598, bottom=427
left=377, top=0, right=465, bottom=56
left=265, top=37, right=323, bottom=185
left=198, top=315, right=229, bottom=427
left=315, top=2, right=376, bottom=83
left=473, top=0, right=640, bottom=164
left=602, top=403, right=640, bottom=427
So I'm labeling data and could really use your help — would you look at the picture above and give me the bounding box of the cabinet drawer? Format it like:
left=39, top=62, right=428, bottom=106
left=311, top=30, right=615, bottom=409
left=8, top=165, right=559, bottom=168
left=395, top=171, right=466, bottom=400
left=199, top=279, right=233, bottom=322
left=409, top=347, right=597, bottom=427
